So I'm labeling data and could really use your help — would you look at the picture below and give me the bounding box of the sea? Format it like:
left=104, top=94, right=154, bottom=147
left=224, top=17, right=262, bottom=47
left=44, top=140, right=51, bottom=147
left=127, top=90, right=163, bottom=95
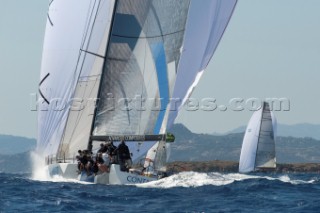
left=1, top=172, right=320, bottom=213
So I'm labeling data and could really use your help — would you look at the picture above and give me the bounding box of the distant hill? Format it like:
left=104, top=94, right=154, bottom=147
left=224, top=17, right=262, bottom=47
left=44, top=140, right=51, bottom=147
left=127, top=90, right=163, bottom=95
left=167, top=161, right=320, bottom=173
left=1, top=123, right=320, bottom=173
left=0, top=152, right=32, bottom=173
left=0, top=135, right=36, bottom=155
left=0, top=135, right=35, bottom=173
left=227, top=123, right=320, bottom=140
left=169, top=124, right=320, bottom=163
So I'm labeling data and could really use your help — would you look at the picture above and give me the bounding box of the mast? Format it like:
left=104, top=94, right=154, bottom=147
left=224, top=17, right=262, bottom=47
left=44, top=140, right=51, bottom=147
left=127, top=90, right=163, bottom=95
left=87, top=0, right=119, bottom=151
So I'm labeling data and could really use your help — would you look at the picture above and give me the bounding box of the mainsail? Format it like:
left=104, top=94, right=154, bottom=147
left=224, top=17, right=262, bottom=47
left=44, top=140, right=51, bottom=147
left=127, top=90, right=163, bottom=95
left=239, top=102, right=277, bottom=173
left=91, top=0, right=191, bottom=163
left=38, top=0, right=238, bottom=168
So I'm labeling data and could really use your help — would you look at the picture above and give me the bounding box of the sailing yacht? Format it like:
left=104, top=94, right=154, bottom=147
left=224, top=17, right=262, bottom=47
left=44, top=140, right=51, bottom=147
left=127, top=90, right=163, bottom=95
left=37, top=0, right=237, bottom=184
left=239, top=102, right=277, bottom=173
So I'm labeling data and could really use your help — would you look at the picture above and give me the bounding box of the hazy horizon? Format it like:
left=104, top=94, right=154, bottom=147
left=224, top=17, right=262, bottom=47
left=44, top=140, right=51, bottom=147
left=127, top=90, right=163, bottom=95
left=1, top=122, right=320, bottom=140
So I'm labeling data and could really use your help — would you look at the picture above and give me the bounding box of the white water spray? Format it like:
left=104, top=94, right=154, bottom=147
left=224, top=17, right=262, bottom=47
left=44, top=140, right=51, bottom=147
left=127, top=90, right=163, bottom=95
left=137, top=172, right=316, bottom=188
left=30, top=151, right=91, bottom=184
left=30, top=151, right=50, bottom=181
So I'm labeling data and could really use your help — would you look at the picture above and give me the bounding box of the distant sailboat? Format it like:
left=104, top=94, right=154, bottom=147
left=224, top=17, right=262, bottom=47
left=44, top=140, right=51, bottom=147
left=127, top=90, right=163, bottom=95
left=239, top=102, right=277, bottom=173
left=37, top=0, right=237, bottom=184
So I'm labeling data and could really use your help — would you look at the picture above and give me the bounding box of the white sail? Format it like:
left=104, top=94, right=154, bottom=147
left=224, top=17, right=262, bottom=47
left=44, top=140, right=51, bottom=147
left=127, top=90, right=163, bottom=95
left=255, top=103, right=277, bottom=169
left=38, top=0, right=116, bottom=157
left=239, top=102, right=277, bottom=173
left=144, top=0, right=238, bottom=168
left=91, top=0, right=191, bottom=162
left=238, top=109, right=262, bottom=173
left=57, top=0, right=116, bottom=158
left=38, top=0, right=238, bottom=177
left=166, top=0, right=238, bottom=128
left=38, top=0, right=191, bottom=161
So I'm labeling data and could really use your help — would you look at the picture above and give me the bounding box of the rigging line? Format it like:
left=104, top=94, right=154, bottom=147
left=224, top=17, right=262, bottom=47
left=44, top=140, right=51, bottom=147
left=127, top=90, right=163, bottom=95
left=68, top=77, right=100, bottom=146
left=80, top=49, right=105, bottom=59
left=65, top=0, right=103, bottom=144
left=39, top=73, right=50, bottom=104
left=72, top=0, right=102, bottom=120
left=87, top=1, right=122, bottom=151
left=88, top=0, right=119, bottom=145
left=77, top=0, right=102, bottom=81
left=112, top=29, right=185, bottom=39
left=81, top=0, right=101, bottom=48
left=150, top=4, right=164, bottom=42
left=66, top=0, right=99, bottom=105
left=80, top=0, right=98, bottom=49
left=45, top=0, right=96, bottom=154
left=59, top=0, right=101, bottom=154
left=68, top=75, right=100, bottom=142
left=78, top=0, right=99, bottom=71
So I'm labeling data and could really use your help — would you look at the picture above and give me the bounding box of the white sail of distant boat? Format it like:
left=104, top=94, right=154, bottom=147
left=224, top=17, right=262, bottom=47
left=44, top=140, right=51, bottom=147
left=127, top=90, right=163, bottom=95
left=239, top=102, right=277, bottom=173
left=37, top=0, right=237, bottom=184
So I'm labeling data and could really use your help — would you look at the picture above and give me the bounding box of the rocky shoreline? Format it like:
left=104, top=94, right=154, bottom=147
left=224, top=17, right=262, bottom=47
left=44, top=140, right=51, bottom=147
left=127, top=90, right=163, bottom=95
left=167, top=160, right=320, bottom=173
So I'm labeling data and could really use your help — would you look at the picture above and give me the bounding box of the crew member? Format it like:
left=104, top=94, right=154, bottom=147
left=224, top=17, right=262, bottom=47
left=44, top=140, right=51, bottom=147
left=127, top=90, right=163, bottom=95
left=116, top=140, right=132, bottom=172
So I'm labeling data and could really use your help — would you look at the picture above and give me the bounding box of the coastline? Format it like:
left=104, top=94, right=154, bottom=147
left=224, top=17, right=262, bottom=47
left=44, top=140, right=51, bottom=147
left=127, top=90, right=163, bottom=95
left=167, top=160, right=320, bottom=173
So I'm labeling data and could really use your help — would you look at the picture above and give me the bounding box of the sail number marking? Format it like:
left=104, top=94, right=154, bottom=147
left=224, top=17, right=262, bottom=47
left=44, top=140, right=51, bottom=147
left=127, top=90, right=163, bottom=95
left=127, top=175, right=151, bottom=183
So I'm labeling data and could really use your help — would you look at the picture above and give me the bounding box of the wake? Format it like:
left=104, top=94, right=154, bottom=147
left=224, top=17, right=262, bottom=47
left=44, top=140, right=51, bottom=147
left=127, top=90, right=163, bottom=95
left=29, top=151, right=317, bottom=188
left=137, top=171, right=317, bottom=188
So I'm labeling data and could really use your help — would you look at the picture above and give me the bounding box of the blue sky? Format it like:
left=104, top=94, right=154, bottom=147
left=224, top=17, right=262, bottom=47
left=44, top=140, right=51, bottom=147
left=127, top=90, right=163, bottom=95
left=177, top=0, right=320, bottom=133
left=0, top=0, right=319, bottom=138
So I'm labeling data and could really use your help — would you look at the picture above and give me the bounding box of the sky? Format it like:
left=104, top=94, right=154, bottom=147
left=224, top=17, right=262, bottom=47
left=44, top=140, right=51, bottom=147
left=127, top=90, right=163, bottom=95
left=0, top=0, right=320, bottom=138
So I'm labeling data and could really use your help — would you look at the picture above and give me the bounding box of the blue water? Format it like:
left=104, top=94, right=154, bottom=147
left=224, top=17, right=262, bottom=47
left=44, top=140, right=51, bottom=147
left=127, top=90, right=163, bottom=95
left=1, top=172, right=320, bottom=212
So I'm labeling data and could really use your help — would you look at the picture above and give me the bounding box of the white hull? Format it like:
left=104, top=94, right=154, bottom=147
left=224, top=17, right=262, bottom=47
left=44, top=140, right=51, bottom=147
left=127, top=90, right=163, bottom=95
left=46, top=163, right=79, bottom=179
left=46, top=163, right=157, bottom=185
left=109, top=164, right=157, bottom=184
